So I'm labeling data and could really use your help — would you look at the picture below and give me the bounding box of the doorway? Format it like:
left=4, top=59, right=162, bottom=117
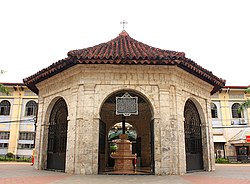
left=98, top=90, right=154, bottom=174
left=184, top=99, right=204, bottom=172
left=47, top=98, right=68, bottom=171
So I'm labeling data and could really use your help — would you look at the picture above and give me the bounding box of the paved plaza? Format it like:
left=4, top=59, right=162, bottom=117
left=0, top=163, right=250, bottom=184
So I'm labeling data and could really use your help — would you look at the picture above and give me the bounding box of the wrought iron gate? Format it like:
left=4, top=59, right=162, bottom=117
left=47, top=98, right=68, bottom=171
left=98, top=120, right=106, bottom=173
left=150, top=120, right=155, bottom=173
left=184, top=100, right=203, bottom=172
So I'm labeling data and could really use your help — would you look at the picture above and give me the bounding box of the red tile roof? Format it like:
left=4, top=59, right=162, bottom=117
left=23, top=31, right=225, bottom=94
left=68, top=31, right=185, bottom=62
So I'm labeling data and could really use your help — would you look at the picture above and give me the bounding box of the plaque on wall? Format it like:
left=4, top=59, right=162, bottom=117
left=116, top=92, right=138, bottom=116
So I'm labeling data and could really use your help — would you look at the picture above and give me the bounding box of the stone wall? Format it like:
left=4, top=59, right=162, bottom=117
left=34, top=64, right=215, bottom=175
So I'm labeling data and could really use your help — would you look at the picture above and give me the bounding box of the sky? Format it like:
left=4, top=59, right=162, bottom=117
left=0, top=0, right=249, bottom=86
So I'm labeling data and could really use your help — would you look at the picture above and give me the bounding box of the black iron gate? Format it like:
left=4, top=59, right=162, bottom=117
left=47, top=98, right=68, bottom=171
left=150, top=120, right=155, bottom=174
left=98, top=120, right=106, bottom=173
left=184, top=100, right=203, bottom=172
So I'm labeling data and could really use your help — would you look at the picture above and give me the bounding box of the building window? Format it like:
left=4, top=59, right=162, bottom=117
left=0, top=132, right=10, bottom=139
left=232, top=103, right=242, bottom=118
left=25, top=101, right=37, bottom=116
left=0, top=143, right=8, bottom=148
left=18, top=143, right=34, bottom=149
left=237, top=146, right=248, bottom=155
left=19, top=132, right=35, bottom=140
left=211, top=103, right=218, bottom=118
left=0, top=100, right=11, bottom=115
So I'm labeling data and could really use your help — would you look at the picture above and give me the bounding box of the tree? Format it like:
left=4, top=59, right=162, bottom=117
left=238, top=87, right=250, bottom=113
left=0, top=70, right=9, bottom=94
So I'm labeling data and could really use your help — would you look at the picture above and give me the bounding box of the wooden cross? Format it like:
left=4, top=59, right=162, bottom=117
left=120, top=20, right=128, bottom=31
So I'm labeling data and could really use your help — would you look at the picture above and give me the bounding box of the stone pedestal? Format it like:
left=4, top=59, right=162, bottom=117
left=110, top=134, right=135, bottom=172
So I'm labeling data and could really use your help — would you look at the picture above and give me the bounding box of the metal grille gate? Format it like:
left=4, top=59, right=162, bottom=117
left=47, top=98, right=68, bottom=171
left=184, top=100, right=203, bottom=171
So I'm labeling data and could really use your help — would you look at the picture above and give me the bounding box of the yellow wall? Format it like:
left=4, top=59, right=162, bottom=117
left=8, top=87, right=23, bottom=154
left=212, top=87, right=250, bottom=126
left=218, top=92, right=231, bottom=126
left=0, top=84, right=38, bottom=155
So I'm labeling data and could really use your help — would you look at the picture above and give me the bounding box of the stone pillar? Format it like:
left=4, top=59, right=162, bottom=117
left=92, top=118, right=99, bottom=174
left=169, top=85, right=180, bottom=175
left=175, top=87, right=186, bottom=174
left=34, top=96, right=44, bottom=170
left=204, top=99, right=215, bottom=171
left=74, top=84, right=95, bottom=174
left=153, top=118, right=161, bottom=175
left=158, top=85, right=171, bottom=175
left=36, top=97, right=49, bottom=170
left=65, top=86, right=79, bottom=174
left=40, top=123, right=49, bottom=170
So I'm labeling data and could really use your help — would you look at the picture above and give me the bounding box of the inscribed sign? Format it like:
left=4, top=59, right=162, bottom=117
left=116, top=93, right=138, bottom=116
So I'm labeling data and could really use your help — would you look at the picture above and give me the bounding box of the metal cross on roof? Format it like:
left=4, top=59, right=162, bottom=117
left=120, top=20, right=128, bottom=31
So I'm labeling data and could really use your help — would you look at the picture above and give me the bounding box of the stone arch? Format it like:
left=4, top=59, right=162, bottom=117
left=184, top=98, right=204, bottom=172
left=40, top=96, right=69, bottom=171
left=183, top=96, right=206, bottom=127
left=98, top=88, right=155, bottom=118
left=44, top=96, right=69, bottom=126
left=98, top=89, right=155, bottom=174
left=46, top=97, right=69, bottom=171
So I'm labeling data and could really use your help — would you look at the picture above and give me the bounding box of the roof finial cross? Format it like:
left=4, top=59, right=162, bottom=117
left=120, top=20, right=128, bottom=31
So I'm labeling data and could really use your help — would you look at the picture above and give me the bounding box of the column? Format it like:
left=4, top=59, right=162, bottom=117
left=158, top=85, right=171, bottom=175
left=8, top=87, right=23, bottom=155
left=204, top=99, right=215, bottom=171
left=175, top=87, right=186, bottom=175
left=74, top=84, right=95, bottom=174
left=65, top=86, right=80, bottom=174
left=34, top=96, right=44, bottom=170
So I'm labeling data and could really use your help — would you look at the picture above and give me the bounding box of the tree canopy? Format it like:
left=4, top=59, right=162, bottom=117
left=238, top=87, right=250, bottom=113
left=0, top=70, right=9, bottom=94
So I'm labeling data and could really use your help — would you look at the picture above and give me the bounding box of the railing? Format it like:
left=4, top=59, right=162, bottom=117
left=227, top=155, right=250, bottom=163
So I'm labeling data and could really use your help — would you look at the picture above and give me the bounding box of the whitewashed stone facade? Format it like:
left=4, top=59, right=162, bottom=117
left=33, top=64, right=215, bottom=175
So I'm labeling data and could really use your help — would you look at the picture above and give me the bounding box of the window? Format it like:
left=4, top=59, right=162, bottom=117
left=0, top=132, right=10, bottom=139
left=211, top=103, right=218, bottom=118
left=19, top=132, right=35, bottom=140
left=18, top=143, right=34, bottom=149
left=0, top=100, right=11, bottom=115
left=237, top=146, right=248, bottom=156
left=232, top=103, right=242, bottom=118
left=0, top=143, right=8, bottom=148
left=25, top=101, right=37, bottom=116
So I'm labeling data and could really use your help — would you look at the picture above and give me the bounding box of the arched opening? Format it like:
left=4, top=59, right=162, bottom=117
left=184, top=99, right=203, bottom=172
left=46, top=97, right=68, bottom=171
left=98, top=90, right=154, bottom=174
left=0, top=100, right=11, bottom=115
left=25, top=100, right=37, bottom=116
left=107, top=122, right=137, bottom=168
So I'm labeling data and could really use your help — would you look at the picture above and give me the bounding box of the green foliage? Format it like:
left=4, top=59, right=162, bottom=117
left=110, top=143, right=117, bottom=152
left=0, top=84, right=9, bottom=94
left=238, top=87, right=250, bottom=113
left=215, top=157, right=229, bottom=164
left=0, top=70, right=9, bottom=95
left=238, top=100, right=250, bottom=113
left=6, top=152, right=14, bottom=158
left=246, top=87, right=250, bottom=94
left=0, top=155, right=31, bottom=162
